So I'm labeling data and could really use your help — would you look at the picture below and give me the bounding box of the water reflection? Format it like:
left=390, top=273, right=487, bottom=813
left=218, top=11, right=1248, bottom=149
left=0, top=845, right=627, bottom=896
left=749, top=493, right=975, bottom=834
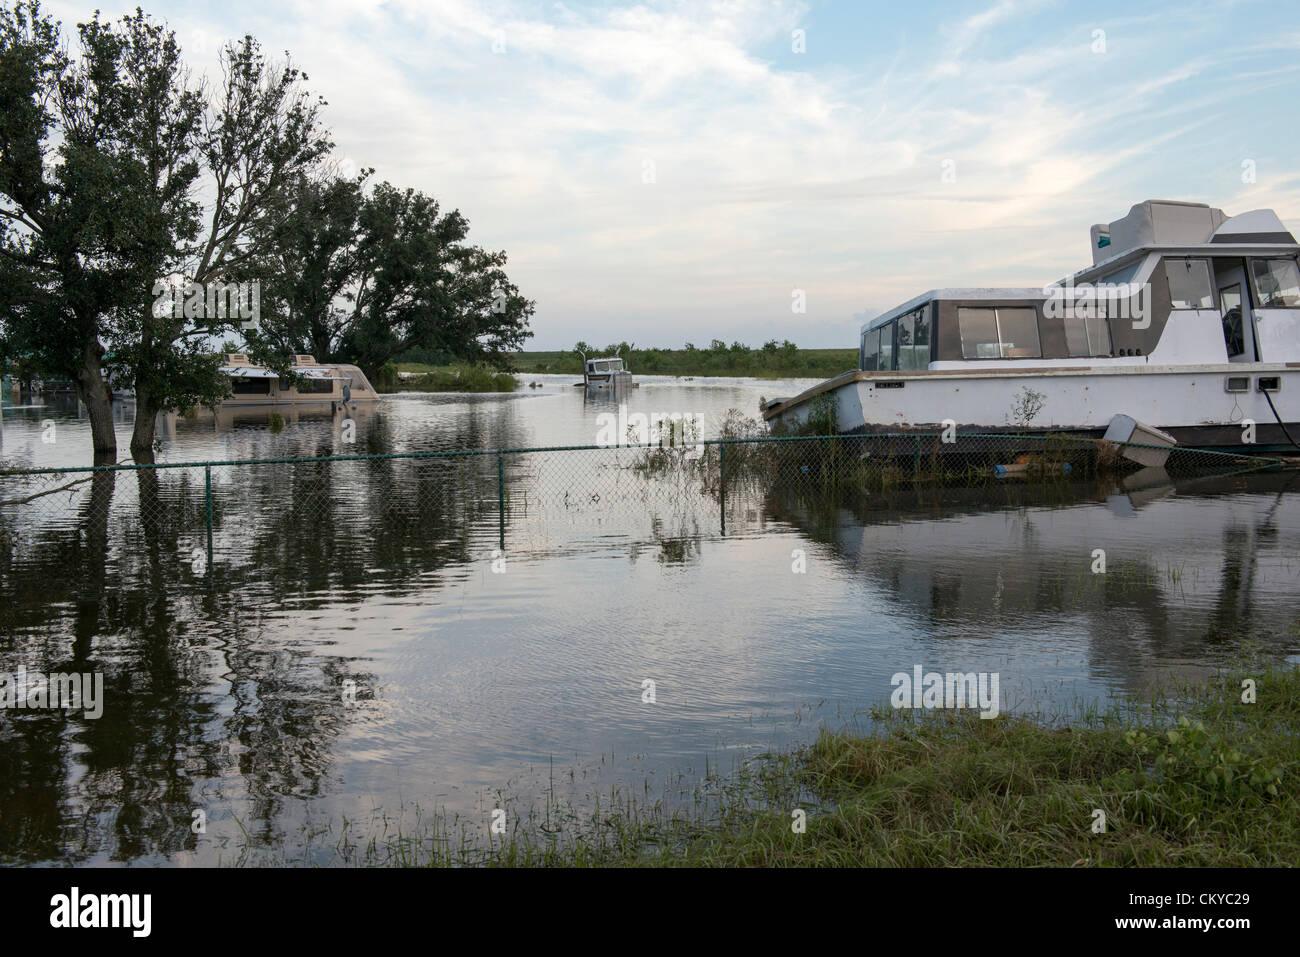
left=1, top=373, right=826, bottom=466
left=2, top=385, right=1298, bottom=865
left=767, top=470, right=1300, bottom=693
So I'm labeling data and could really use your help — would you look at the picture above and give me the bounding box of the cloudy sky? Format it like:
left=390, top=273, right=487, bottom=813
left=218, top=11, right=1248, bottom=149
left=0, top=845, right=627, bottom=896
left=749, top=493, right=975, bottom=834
left=41, top=0, right=1300, bottom=349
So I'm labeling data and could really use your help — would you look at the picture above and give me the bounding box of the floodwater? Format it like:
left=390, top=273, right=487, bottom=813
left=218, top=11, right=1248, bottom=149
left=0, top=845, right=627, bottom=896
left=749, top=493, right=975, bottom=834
left=1, top=375, right=1298, bottom=865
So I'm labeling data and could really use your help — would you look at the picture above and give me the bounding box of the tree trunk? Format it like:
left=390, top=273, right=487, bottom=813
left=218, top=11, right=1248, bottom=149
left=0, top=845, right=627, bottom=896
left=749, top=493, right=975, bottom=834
left=74, top=338, right=117, bottom=466
left=311, top=329, right=331, bottom=362
left=130, top=380, right=160, bottom=465
left=72, top=469, right=117, bottom=660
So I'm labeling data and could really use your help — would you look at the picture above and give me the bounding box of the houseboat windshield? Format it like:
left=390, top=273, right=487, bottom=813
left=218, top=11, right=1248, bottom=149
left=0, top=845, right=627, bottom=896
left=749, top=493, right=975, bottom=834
left=1251, top=257, right=1300, bottom=307
left=859, top=306, right=932, bottom=370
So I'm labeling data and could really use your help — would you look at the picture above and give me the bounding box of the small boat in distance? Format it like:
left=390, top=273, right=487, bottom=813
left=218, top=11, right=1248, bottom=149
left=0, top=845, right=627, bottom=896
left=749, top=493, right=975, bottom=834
left=577, top=354, right=634, bottom=392
left=763, top=199, right=1300, bottom=451
left=218, top=353, right=380, bottom=407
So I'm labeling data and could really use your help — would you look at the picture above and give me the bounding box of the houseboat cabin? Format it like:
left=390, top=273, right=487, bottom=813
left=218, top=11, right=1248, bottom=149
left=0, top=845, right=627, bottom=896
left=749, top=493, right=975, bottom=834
left=763, top=200, right=1300, bottom=449
left=219, top=354, right=380, bottom=407
left=583, top=356, right=633, bottom=391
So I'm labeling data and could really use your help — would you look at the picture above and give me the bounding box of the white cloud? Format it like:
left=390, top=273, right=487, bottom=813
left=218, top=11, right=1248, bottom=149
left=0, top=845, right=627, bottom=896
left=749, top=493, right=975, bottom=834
left=36, top=0, right=1300, bottom=347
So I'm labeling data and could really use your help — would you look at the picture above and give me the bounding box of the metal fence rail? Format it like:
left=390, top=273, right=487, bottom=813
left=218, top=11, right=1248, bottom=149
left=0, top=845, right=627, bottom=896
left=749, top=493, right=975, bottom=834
left=0, top=432, right=1283, bottom=595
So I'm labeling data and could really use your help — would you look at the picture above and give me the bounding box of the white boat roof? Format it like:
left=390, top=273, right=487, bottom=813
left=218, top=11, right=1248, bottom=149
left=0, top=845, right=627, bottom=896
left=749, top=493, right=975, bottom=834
left=859, top=203, right=1298, bottom=335
left=219, top=365, right=340, bottom=379
left=1060, top=241, right=1300, bottom=288
left=861, top=288, right=1045, bottom=333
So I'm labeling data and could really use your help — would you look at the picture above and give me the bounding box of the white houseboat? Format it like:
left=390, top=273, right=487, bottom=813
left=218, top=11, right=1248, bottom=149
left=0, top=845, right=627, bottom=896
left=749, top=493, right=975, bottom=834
left=219, top=354, right=380, bottom=407
left=580, top=355, right=633, bottom=392
left=762, top=200, right=1300, bottom=450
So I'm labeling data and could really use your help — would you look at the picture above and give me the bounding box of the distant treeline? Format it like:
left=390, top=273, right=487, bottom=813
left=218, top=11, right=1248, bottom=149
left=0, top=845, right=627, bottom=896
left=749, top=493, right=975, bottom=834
left=487, top=340, right=858, bottom=379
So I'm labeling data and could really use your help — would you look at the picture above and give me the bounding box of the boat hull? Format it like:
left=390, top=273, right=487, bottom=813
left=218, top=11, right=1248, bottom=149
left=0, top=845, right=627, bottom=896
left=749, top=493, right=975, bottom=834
left=763, top=365, right=1300, bottom=452
left=584, top=371, right=633, bottom=391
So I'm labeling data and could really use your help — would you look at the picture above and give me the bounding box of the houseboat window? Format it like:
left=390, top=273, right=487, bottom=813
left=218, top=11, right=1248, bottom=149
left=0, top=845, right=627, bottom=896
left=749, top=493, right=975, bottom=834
left=899, top=310, right=930, bottom=369
left=997, top=308, right=1041, bottom=358
left=958, top=308, right=1000, bottom=358
left=897, top=314, right=914, bottom=369
left=861, top=328, right=881, bottom=371
left=957, top=307, right=1042, bottom=359
left=1064, top=314, right=1111, bottom=357
left=1163, top=259, right=1214, bottom=309
left=1220, top=284, right=1246, bottom=358
left=897, top=308, right=930, bottom=370
left=1250, top=258, right=1300, bottom=307
left=878, top=321, right=896, bottom=370
left=913, top=308, right=931, bottom=367
left=231, top=377, right=271, bottom=395
left=300, top=378, right=335, bottom=394
left=899, top=310, right=920, bottom=369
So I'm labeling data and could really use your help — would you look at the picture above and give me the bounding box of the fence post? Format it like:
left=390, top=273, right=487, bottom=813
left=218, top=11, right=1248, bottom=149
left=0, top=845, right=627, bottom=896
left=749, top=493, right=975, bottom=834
left=497, top=453, right=505, bottom=550
left=204, top=465, right=213, bottom=573
left=719, top=443, right=726, bottom=536
left=914, top=435, right=921, bottom=480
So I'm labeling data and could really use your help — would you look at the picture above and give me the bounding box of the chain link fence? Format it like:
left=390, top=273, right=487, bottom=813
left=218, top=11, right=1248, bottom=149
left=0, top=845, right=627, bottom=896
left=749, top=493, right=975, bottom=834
left=0, top=432, right=1283, bottom=599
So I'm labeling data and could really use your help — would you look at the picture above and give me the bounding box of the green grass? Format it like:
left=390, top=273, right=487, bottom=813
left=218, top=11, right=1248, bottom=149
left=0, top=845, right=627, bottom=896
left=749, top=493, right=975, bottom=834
left=680, top=691, right=1294, bottom=867
left=499, top=347, right=858, bottom=379
left=251, top=652, right=1299, bottom=867
left=386, top=364, right=519, bottom=393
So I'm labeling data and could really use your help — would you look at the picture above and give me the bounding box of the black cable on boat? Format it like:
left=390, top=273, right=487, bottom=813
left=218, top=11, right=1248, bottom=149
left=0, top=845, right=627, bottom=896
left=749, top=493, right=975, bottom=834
left=1262, top=387, right=1300, bottom=451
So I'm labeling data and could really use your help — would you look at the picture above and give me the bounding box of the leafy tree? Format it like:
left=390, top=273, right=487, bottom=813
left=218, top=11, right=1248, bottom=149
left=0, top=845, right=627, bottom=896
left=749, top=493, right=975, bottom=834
left=251, top=168, right=366, bottom=360
left=254, top=177, right=533, bottom=379
left=0, top=4, right=330, bottom=463
left=126, top=30, right=330, bottom=462
left=0, top=2, right=145, bottom=463
left=3, top=5, right=528, bottom=464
